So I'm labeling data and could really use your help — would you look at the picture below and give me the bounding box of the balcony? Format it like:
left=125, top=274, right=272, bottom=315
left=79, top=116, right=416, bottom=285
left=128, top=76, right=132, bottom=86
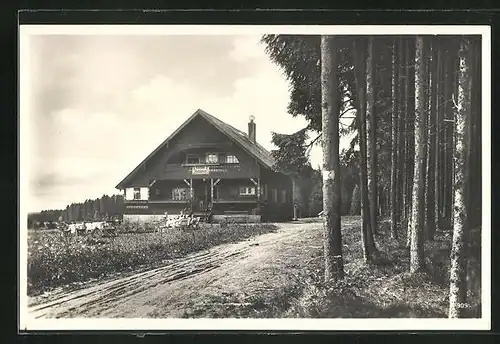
left=162, top=163, right=253, bottom=179
left=148, top=199, right=189, bottom=204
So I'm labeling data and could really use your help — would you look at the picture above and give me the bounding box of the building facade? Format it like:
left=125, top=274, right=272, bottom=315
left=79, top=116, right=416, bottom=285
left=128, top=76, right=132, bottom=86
left=115, top=109, right=293, bottom=223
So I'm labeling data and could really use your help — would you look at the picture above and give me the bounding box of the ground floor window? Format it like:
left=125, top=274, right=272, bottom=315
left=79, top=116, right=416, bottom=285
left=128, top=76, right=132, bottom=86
left=172, top=187, right=190, bottom=200
left=281, top=189, right=287, bottom=203
left=272, top=188, right=278, bottom=202
left=239, top=186, right=256, bottom=196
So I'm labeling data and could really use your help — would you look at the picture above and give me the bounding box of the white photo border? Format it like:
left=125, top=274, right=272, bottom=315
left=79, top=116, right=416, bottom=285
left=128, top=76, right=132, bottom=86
left=18, top=24, right=491, bottom=332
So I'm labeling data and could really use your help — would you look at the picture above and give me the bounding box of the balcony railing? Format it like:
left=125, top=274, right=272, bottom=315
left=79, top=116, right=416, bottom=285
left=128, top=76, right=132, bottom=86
left=162, top=163, right=254, bottom=179
left=143, top=197, right=258, bottom=204
left=148, top=199, right=189, bottom=204
left=180, top=162, right=240, bottom=167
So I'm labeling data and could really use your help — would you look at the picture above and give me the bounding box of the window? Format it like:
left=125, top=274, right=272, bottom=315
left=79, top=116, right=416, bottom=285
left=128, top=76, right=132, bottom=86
left=206, top=153, right=218, bottom=164
left=218, top=153, right=226, bottom=163
left=226, top=155, right=239, bottom=164
left=172, top=188, right=189, bottom=200
left=155, top=188, right=161, bottom=196
left=133, top=188, right=141, bottom=200
left=186, top=155, right=200, bottom=164
left=272, top=188, right=278, bottom=202
left=262, top=184, right=268, bottom=200
left=239, top=186, right=256, bottom=196
left=281, top=189, right=287, bottom=203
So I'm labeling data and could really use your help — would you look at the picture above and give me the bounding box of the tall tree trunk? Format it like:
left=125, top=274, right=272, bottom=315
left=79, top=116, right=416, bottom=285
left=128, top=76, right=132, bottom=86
left=390, top=38, right=399, bottom=239
left=397, top=37, right=406, bottom=232
left=405, top=37, right=416, bottom=248
left=442, top=47, right=451, bottom=224
left=448, top=36, right=472, bottom=318
left=366, top=36, right=378, bottom=236
left=409, top=36, right=427, bottom=273
left=426, top=37, right=438, bottom=240
left=422, top=40, right=429, bottom=235
left=320, top=35, right=344, bottom=282
left=444, top=40, right=460, bottom=229
left=434, top=38, right=444, bottom=235
left=353, top=38, right=377, bottom=262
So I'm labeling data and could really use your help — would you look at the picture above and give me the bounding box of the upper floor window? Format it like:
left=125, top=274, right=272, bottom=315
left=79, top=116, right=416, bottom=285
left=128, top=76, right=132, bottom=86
left=226, top=155, right=239, bottom=164
left=218, top=153, right=226, bottom=163
left=133, top=188, right=141, bottom=200
left=206, top=153, right=218, bottom=164
left=186, top=154, right=200, bottom=164
left=239, top=186, right=256, bottom=196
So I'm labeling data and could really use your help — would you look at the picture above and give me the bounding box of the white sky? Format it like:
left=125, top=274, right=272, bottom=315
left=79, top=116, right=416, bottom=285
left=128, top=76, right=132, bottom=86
left=24, top=33, right=356, bottom=212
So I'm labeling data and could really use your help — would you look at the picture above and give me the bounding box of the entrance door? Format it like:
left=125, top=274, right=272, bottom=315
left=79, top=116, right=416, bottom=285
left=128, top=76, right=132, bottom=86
left=193, top=179, right=210, bottom=212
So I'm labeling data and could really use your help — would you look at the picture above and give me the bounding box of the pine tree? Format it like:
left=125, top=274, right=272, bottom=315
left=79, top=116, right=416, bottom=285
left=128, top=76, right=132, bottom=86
left=321, top=35, right=344, bottom=281
left=390, top=37, right=399, bottom=239
left=353, top=37, right=378, bottom=262
left=409, top=36, right=427, bottom=273
left=448, top=36, right=473, bottom=318
left=366, top=37, right=378, bottom=236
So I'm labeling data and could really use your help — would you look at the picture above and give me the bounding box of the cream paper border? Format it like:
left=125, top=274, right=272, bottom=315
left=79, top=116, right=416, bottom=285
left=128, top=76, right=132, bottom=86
left=18, top=24, right=491, bottom=332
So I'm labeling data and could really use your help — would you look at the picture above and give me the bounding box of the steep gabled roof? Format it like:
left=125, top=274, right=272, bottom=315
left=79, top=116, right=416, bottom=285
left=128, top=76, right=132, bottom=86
left=115, top=109, right=276, bottom=189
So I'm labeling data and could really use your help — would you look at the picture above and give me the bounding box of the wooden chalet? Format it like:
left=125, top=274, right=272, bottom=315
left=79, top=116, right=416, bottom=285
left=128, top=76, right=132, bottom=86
left=115, top=109, right=293, bottom=223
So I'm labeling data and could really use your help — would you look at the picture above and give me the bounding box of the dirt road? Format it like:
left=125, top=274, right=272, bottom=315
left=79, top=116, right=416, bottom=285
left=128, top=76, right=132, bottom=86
left=28, top=219, right=351, bottom=319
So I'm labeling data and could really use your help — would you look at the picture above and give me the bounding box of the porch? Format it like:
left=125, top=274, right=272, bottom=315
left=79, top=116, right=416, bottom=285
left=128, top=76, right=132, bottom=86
left=147, top=177, right=262, bottom=216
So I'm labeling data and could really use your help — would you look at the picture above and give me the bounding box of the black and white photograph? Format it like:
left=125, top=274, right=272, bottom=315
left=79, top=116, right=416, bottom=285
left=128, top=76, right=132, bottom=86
left=19, top=25, right=491, bottom=331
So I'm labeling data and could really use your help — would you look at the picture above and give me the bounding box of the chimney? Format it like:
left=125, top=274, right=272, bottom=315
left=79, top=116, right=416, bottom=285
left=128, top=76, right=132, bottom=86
left=248, top=115, right=256, bottom=143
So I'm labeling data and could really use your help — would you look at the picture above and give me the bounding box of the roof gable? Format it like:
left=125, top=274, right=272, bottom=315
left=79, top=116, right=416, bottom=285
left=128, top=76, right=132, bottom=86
left=115, top=109, right=276, bottom=189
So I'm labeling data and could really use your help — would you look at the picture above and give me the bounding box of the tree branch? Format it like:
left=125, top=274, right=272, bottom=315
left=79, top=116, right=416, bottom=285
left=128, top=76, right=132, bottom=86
left=305, top=133, right=323, bottom=149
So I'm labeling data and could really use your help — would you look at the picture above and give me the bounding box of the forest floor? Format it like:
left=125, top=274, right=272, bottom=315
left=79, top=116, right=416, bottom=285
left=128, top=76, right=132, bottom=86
left=27, top=216, right=481, bottom=319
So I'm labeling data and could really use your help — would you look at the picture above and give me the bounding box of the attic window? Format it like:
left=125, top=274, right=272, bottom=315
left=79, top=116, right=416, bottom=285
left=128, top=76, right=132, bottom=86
left=186, top=154, right=200, bottom=164
left=206, top=153, right=218, bottom=164
left=226, top=155, right=239, bottom=164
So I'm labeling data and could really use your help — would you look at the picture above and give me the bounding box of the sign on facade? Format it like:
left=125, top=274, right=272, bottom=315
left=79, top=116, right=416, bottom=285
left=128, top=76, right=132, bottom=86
left=192, top=166, right=210, bottom=175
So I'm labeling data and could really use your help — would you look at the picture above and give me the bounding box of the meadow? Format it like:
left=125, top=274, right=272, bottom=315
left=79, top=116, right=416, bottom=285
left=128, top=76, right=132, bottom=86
left=27, top=222, right=278, bottom=297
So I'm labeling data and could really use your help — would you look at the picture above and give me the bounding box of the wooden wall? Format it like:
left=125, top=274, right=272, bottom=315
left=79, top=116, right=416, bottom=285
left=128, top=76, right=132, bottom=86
left=125, top=116, right=259, bottom=186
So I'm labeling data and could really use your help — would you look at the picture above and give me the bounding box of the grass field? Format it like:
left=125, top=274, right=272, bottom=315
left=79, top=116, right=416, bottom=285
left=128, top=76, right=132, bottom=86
left=27, top=223, right=278, bottom=297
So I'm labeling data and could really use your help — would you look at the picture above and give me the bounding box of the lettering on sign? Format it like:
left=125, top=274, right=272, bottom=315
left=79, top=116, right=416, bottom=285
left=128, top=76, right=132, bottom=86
left=191, top=166, right=230, bottom=175
left=210, top=167, right=228, bottom=173
left=192, top=166, right=210, bottom=175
